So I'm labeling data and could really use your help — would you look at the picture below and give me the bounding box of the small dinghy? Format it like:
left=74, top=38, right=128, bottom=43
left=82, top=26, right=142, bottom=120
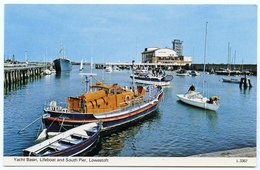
left=176, top=92, right=220, bottom=111
left=23, top=121, right=101, bottom=156
left=222, top=77, right=240, bottom=84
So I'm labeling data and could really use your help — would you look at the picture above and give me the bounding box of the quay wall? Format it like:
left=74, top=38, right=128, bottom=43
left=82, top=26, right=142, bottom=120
left=94, top=63, right=257, bottom=75
left=4, top=66, right=45, bottom=87
left=190, top=63, right=257, bottom=75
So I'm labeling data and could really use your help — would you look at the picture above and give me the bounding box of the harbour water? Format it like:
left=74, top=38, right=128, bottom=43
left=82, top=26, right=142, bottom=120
left=3, top=65, right=256, bottom=157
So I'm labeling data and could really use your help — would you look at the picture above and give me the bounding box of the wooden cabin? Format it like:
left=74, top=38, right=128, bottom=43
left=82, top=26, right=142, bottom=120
left=67, top=82, right=146, bottom=114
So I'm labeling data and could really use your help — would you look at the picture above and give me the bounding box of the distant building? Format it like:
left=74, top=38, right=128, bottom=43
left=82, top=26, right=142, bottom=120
left=141, top=40, right=192, bottom=65
left=172, top=39, right=183, bottom=56
left=141, top=47, right=178, bottom=63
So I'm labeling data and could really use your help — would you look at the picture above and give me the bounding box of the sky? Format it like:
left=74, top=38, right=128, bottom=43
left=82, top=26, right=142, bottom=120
left=2, top=2, right=258, bottom=65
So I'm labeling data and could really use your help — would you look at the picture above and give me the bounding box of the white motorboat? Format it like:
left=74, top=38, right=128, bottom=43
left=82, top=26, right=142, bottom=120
left=42, top=69, right=51, bottom=75
left=130, top=73, right=173, bottom=86
left=189, top=70, right=200, bottom=76
left=176, top=92, right=219, bottom=111
left=130, top=67, right=173, bottom=86
left=176, top=69, right=190, bottom=76
left=105, top=65, right=112, bottom=72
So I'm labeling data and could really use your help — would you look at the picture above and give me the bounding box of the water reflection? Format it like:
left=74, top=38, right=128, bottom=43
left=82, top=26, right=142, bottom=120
left=205, top=110, right=218, bottom=128
left=79, top=136, right=102, bottom=156
left=4, top=76, right=42, bottom=94
left=92, top=110, right=160, bottom=157
left=55, top=71, right=71, bottom=79
left=205, top=110, right=218, bottom=119
left=176, top=100, right=218, bottom=128
left=239, top=87, right=252, bottom=95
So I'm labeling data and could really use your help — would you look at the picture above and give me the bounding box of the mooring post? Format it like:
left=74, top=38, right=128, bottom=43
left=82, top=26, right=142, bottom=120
left=244, top=74, right=248, bottom=88
left=239, top=78, right=244, bottom=88
left=239, top=72, right=253, bottom=88
left=248, top=78, right=253, bottom=87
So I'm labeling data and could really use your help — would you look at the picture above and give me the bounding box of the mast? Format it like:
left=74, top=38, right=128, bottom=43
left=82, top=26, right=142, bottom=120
left=228, top=43, right=231, bottom=70
left=90, top=57, right=93, bottom=85
left=136, top=37, right=138, bottom=64
left=79, top=73, right=97, bottom=93
left=203, top=22, right=208, bottom=95
left=59, top=42, right=65, bottom=59
left=234, top=50, right=236, bottom=70
left=45, top=47, right=47, bottom=69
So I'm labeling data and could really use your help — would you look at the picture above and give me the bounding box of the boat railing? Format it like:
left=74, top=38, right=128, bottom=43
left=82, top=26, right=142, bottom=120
left=44, top=86, right=162, bottom=115
left=44, top=101, right=69, bottom=112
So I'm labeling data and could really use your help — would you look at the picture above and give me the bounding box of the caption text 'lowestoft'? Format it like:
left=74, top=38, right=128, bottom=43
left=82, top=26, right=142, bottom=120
left=14, top=157, right=109, bottom=163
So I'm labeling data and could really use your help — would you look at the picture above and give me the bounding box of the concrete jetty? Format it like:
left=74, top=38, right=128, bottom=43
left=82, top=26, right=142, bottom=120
left=4, top=65, right=45, bottom=87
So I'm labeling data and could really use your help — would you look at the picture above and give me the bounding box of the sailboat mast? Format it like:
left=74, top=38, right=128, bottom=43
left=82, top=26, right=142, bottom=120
left=203, top=22, right=208, bottom=73
left=234, top=50, right=236, bottom=70
left=203, top=22, right=208, bottom=95
left=228, top=43, right=231, bottom=70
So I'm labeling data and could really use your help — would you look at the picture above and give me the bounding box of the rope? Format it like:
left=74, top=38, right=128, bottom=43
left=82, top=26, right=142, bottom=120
left=17, top=115, right=42, bottom=134
left=36, top=121, right=44, bottom=137
left=91, top=75, right=102, bottom=84
left=58, top=118, right=65, bottom=132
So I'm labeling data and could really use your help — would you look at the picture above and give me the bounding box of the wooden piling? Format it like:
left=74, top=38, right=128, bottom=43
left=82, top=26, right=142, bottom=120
left=239, top=74, right=252, bottom=88
left=4, top=66, right=45, bottom=89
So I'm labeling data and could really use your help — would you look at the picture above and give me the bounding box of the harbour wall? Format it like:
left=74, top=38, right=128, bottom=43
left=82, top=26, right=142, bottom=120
left=94, top=63, right=257, bottom=75
left=190, top=63, right=257, bottom=75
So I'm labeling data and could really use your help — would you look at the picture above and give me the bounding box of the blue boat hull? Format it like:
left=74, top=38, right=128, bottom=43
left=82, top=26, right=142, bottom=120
left=53, top=58, right=72, bottom=71
left=50, top=133, right=99, bottom=156
left=43, top=93, right=163, bottom=133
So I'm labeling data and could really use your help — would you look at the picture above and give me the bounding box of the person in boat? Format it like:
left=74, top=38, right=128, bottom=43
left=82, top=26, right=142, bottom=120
left=159, top=68, right=163, bottom=75
left=152, top=68, right=155, bottom=76
left=188, top=84, right=195, bottom=94
left=208, top=96, right=220, bottom=104
left=123, top=86, right=128, bottom=91
left=129, top=86, right=135, bottom=93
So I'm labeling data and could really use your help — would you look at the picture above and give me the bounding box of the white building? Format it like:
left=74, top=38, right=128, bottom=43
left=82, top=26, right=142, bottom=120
left=141, top=47, right=192, bottom=65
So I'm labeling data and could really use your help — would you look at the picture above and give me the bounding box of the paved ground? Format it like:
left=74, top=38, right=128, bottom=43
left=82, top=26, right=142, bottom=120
left=189, top=147, right=256, bottom=157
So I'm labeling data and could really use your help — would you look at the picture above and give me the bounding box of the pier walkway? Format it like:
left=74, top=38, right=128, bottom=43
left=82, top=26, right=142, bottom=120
left=4, top=65, right=45, bottom=86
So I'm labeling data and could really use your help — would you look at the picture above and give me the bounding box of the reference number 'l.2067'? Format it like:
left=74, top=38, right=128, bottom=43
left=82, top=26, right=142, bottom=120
left=236, top=159, right=248, bottom=163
